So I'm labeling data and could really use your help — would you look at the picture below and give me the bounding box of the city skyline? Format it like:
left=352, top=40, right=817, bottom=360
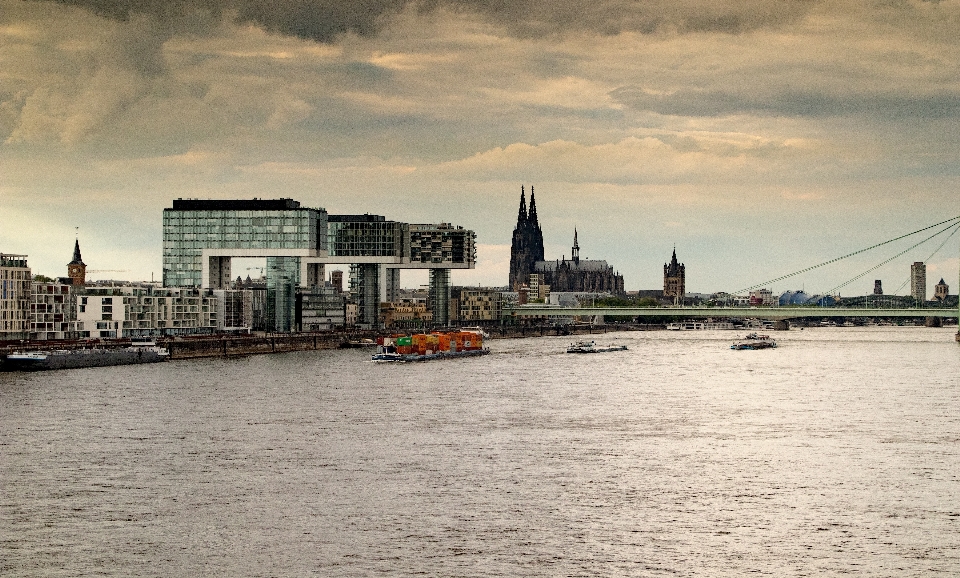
left=2, top=1, right=960, bottom=294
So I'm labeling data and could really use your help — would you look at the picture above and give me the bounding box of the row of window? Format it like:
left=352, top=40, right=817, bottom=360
left=164, top=210, right=319, bottom=221
left=0, top=320, right=29, bottom=331
left=165, top=224, right=310, bottom=234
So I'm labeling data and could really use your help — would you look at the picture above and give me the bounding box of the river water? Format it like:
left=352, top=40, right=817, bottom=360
left=2, top=326, right=959, bottom=577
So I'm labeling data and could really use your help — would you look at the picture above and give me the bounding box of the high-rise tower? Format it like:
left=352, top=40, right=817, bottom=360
left=911, top=261, right=926, bottom=303
left=508, top=186, right=544, bottom=291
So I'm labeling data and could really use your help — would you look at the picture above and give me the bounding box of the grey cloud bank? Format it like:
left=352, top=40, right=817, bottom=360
left=2, top=0, right=959, bottom=295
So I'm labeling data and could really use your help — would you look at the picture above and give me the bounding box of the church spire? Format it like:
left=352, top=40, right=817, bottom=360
left=69, top=238, right=85, bottom=266
left=528, top=186, right=538, bottom=226
left=67, top=236, right=87, bottom=286
left=572, top=228, right=580, bottom=264
left=517, top=186, right=527, bottom=222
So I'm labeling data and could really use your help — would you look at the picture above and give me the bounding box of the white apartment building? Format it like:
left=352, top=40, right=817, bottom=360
left=31, top=280, right=78, bottom=340
left=77, top=285, right=217, bottom=338
left=1, top=253, right=31, bottom=340
left=457, top=288, right=503, bottom=322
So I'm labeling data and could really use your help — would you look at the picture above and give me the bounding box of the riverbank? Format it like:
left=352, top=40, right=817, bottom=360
left=160, top=324, right=664, bottom=360
left=0, top=324, right=663, bottom=362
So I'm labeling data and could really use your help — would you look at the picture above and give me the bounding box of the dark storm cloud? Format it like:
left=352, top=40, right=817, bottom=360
left=610, top=85, right=960, bottom=120
left=41, top=0, right=819, bottom=43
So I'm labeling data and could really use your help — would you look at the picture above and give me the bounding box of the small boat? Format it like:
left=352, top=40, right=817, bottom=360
left=460, top=326, right=491, bottom=339
left=731, top=334, right=777, bottom=350
left=371, top=350, right=405, bottom=362
left=566, top=340, right=628, bottom=354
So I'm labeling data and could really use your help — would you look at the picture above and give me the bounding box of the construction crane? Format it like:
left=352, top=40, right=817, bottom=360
left=87, top=270, right=129, bottom=274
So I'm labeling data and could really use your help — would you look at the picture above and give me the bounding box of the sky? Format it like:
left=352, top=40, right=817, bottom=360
left=2, top=0, right=959, bottom=297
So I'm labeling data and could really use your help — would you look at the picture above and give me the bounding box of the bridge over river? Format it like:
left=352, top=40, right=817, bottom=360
left=503, top=306, right=959, bottom=320
left=509, top=213, right=960, bottom=330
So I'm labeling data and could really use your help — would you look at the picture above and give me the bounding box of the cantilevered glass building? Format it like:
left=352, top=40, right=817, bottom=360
left=162, top=198, right=475, bottom=330
left=163, top=198, right=327, bottom=288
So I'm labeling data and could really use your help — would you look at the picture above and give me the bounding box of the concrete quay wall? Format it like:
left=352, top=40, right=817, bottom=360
left=159, top=332, right=376, bottom=360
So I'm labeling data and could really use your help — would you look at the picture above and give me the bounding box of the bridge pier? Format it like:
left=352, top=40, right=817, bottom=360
left=773, top=320, right=790, bottom=331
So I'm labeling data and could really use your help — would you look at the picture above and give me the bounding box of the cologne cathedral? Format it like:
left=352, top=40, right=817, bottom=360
left=509, top=187, right=625, bottom=295
left=508, top=186, right=545, bottom=291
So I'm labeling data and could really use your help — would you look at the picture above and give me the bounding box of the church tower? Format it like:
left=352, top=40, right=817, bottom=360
left=508, top=186, right=545, bottom=291
left=67, top=238, right=86, bottom=286
left=663, top=247, right=685, bottom=303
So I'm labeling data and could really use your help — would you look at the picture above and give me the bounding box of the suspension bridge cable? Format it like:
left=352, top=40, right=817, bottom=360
left=731, top=214, right=960, bottom=295
left=826, top=221, right=960, bottom=295
left=890, top=222, right=960, bottom=296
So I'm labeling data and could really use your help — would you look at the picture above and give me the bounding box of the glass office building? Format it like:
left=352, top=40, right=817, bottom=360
left=327, top=214, right=407, bottom=258
left=409, top=223, right=474, bottom=266
left=163, top=198, right=326, bottom=289
left=162, top=199, right=476, bottom=330
left=163, top=199, right=326, bottom=331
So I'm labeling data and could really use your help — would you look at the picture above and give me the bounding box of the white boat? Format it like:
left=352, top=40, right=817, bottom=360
left=731, top=334, right=777, bottom=350
left=566, top=340, right=628, bottom=354
left=667, top=321, right=735, bottom=330
left=460, top=326, right=491, bottom=339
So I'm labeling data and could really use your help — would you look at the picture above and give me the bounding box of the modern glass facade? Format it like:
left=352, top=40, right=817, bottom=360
left=350, top=263, right=380, bottom=329
left=327, top=215, right=407, bottom=258
left=409, top=223, right=475, bottom=266
left=265, top=257, right=299, bottom=332
left=428, top=269, right=451, bottom=326
left=162, top=199, right=326, bottom=288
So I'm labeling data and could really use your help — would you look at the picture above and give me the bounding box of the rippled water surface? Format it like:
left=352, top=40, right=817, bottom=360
left=3, top=327, right=960, bottom=576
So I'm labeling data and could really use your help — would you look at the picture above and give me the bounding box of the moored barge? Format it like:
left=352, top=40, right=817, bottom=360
left=2, top=344, right=169, bottom=371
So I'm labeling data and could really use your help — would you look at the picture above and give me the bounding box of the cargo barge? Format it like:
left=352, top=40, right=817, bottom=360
left=372, top=330, right=489, bottom=362
left=1, top=344, right=169, bottom=371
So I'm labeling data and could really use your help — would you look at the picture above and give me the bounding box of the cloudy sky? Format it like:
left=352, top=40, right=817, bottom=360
left=2, top=0, right=959, bottom=296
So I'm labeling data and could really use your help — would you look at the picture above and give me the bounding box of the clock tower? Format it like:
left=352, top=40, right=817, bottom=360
left=67, top=239, right=86, bottom=286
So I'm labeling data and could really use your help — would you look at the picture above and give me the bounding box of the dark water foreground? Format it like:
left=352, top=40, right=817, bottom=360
left=2, top=327, right=959, bottom=577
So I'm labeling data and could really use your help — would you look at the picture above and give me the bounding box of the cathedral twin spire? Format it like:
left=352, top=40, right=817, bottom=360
left=509, top=186, right=545, bottom=290
left=516, top=185, right=540, bottom=227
